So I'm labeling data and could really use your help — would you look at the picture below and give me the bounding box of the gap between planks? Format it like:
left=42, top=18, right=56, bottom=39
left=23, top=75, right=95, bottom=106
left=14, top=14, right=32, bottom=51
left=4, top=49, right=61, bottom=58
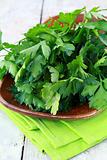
left=21, top=136, right=26, bottom=160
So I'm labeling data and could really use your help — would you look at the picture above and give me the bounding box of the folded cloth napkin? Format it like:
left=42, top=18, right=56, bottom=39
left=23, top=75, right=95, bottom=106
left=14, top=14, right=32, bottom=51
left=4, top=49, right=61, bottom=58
left=1, top=103, right=107, bottom=160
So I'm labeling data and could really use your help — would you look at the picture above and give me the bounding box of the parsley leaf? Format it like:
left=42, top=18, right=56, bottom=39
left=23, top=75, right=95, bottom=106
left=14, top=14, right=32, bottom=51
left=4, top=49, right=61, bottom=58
left=41, top=41, right=51, bottom=60
left=48, top=66, right=59, bottom=82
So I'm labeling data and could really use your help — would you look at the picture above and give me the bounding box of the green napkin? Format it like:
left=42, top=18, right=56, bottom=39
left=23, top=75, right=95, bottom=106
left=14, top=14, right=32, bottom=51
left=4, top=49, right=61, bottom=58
left=0, top=103, right=107, bottom=160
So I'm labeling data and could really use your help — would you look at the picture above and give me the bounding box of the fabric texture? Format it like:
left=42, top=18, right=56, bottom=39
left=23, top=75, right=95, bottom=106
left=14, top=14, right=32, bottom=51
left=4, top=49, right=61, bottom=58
left=0, top=103, right=107, bottom=160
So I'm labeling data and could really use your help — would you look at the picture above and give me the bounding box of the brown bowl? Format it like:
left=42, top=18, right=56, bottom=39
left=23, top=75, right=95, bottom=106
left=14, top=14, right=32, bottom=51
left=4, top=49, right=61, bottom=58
left=0, top=14, right=100, bottom=120
left=0, top=74, right=99, bottom=120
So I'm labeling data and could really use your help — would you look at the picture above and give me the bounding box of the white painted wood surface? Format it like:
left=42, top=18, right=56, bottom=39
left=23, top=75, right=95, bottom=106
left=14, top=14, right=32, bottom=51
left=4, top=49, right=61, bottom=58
left=0, top=110, right=24, bottom=160
left=0, top=0, right=107, bottom=160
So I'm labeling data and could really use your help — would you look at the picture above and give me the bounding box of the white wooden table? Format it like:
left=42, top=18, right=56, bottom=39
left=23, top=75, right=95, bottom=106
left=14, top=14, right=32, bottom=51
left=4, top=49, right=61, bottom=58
left=0, top=1, right=107, bottom=160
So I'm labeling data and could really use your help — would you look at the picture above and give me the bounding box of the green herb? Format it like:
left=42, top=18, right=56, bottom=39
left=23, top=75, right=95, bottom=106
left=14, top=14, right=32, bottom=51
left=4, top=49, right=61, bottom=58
left=0, top=7, right=107, bottom=115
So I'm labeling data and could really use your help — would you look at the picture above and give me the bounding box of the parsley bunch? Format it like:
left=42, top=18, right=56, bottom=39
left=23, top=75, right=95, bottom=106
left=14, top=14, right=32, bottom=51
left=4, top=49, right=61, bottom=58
left=0, top=7, right=107, bottom=115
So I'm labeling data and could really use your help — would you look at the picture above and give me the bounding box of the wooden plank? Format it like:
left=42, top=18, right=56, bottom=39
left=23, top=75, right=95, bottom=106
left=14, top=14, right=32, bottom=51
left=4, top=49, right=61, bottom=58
left=0, top=110, right=24, bottom=160
left=0, top=0, right=43, bottom=42
left=0, top=0, right=43, bottom=160
left=23, top=139, right=50, bottom=160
